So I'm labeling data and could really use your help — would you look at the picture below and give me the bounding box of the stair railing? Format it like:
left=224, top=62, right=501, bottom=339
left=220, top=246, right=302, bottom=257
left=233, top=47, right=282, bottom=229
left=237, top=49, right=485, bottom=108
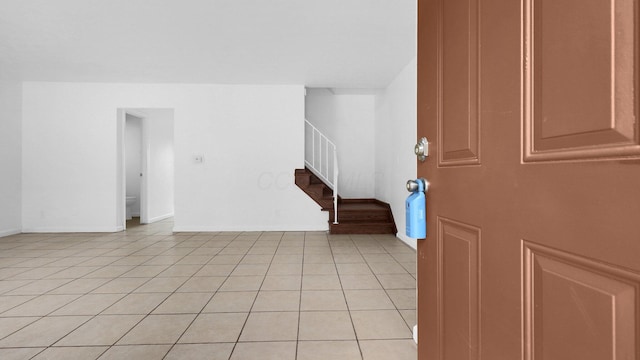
left=304, top=119, right=339, bottom=224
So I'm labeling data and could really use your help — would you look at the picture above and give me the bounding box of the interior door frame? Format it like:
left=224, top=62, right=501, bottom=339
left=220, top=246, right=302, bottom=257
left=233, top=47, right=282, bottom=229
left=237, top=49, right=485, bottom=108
left=117, top=108, right=149, bottom=229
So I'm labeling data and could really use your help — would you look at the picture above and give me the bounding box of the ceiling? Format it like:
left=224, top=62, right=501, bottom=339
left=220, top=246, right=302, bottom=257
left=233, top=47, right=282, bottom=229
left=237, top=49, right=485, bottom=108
left=0, top=0, right=416, bottom=88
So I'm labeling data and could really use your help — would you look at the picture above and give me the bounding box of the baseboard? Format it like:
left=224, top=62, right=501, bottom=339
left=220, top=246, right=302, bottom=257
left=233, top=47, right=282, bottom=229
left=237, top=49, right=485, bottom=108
left=0, top=228, right=21, bottom=238
left=21, top=226, right=123, bottom=233
left=146, top=213, right=174, bottom=224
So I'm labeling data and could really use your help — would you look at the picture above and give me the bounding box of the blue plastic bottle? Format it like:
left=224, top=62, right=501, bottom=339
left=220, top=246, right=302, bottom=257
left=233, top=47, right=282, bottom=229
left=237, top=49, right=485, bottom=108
left=406, top=180, right=426, bottom=238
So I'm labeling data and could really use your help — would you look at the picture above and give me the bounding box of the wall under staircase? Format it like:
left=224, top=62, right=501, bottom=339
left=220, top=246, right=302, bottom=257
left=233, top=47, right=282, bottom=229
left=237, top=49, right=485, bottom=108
left=295, top=168, right=397, bottom=235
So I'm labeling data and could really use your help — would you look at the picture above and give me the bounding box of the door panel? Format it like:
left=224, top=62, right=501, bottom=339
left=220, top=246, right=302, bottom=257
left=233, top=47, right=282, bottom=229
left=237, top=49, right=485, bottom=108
left=439, top=218, right=480, bottom=360
left=523, top=242, right=640, bottom=360
left=440, top=0, right=480, bottom=166
left=417, top=0, right=640, bottom=359
left=525, top=0, right=640, bottom=161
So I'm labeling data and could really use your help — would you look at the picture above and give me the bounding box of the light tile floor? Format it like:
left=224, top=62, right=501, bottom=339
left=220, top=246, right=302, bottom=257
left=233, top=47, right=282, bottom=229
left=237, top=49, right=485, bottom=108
left=0, top=219, right=417, bottom=359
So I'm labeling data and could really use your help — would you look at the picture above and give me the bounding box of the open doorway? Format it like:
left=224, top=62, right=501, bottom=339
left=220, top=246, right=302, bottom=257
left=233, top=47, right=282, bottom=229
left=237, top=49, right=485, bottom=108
left=116, top=108, right=175, bottom=230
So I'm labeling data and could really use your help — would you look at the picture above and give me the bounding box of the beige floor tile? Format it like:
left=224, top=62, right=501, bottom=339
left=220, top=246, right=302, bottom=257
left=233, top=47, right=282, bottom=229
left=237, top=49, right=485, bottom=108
left=0, top=348, right=45, bottom=360
left=271, top=254, right=303, bottom=263
left=336, top=263, right=373, bottom=275
left=252, top=290, right=300, bottom=311
left=303, top=263, right=338, bottom=275
left=218, top=276, right=264, bottom=291
left=211, top=254, right=244, bottom=264
left=52, top=293, right=125, bottom=315
left=267, top=263, right=302, bottom=275
left=134, top=277, right=188, bottom=293
left=118, top=314, right=195, bottom=344
left=152, top=292, right=212, bottom=314
left=360, top=340, right=417, bottom=360
left=230, top=341, right=296, bottom=360
left=96, top=344, right=171, bottom=360
left=350, top=310, right=412, bottom=340
left=190, top=247, right=223, bottom=256
left=376, top=274, right=416, bottom=289
left=0, top=280, right=35, bottom=295
left=344, top=290, right=395, bottom=310
left=0, top=295, right=36, bottom=313
left=332, top=254, right=366, bottom=263
left=120, top=265, right=168, bottom=278
left=391, top=254, right=416, bottom=263
left=0, top=268, right=30, bottom=280
left=0, top=315, right=90, bottom=347
left=339, top=274, right=383, bottom=290
left=297, top=340, right=362, bottom=360
left=102, top=293, right=170, bottom=314
left=179, top=313, right=248, bottom=343
left=82, top=265, right=134, bottom=278
left=386, top=289, right=416, bottom=310
left=47, top=278, right=111, bottom=294
left=362, top=254, right=396, bottom=263
left=0, top=316, right=40, bottom=339
left=247, top=246, right=277, bottom=255
left=112, top=256, right=155, bottom=266
left=56, top=314, right=143, bottom=346
left=158, top=265, right=202, bottom=277
left=298, top=311, right=355, bottom=341
left=202, top=291, right=257, bottom=313
left=5, top=279, right=72, bottom=295
left=401, top=262, right=417, bottom=275
left=231, top=264, right=269, bottom=276
left=32, top=346, right=108, bottom=360
left=91, top=277, right=149, bottom=293
left=46, top=266, right=102, bottom=279
left=2, top=294, right=80, bottom=316
left=300, top=290, right=347, bottom=311
left=176, top=255, right=214, bottom=265
left=9, top=267, right=67, bottom=280
left=193, top=264, right=235, bottom=276
left=78, top=257, right=118, bottom=267
left=165, top=343, right=234, bottom=360
left=239, top=312, right=298, bottom=341
left=145, top=256, right=184, bottom=266
left=302, top=275, right=342, bottom=290
left=239, top=255, right=273, bottom=264
left=275, top=247, right=304, bottom=255
left=303, top=254, right=334, bottom=264
left=399, top=309, right=417, bottom=328
left=261, top=275, right=301, bottom=290
left=367, top=262, right=408, bottom=275
left=176, top=276, right=226, bottom=292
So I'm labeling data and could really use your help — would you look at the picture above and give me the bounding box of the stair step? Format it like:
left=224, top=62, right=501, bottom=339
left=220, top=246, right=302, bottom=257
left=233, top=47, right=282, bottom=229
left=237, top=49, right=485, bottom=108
left=295, top=168, right=396, bottom=235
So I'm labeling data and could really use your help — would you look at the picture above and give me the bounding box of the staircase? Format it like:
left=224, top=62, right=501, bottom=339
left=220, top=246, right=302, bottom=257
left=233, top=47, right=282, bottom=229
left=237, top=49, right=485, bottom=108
left=295, top=168, right=397, bottom=234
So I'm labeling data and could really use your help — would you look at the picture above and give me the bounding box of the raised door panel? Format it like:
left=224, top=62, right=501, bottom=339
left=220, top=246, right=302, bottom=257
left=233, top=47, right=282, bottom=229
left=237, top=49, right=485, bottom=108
left=523, top=242, right=640, bottom=360
left=524, top=0, right=640, bottom=161
left=439, top=0, right=481, bottom=166
left=438, top=217, right=481, bottom=359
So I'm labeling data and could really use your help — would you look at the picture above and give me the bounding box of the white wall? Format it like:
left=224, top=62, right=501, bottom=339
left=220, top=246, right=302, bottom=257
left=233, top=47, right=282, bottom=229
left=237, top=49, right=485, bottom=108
left=375, top=57, right=417, bottom=248
left=305, top=89, right=376, bottom=198
left=142, top=108, right=174, bottom=223
left=0, top=82, right=22, bottom=237
left=22, top=82, right=326, bottom=232
left=125, top=114, right=142, bottom=217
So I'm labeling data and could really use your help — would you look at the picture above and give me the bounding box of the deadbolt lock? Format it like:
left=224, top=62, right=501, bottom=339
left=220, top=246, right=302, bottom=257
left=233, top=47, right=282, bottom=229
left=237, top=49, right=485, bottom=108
left=414, top=137, right=429, bottom=162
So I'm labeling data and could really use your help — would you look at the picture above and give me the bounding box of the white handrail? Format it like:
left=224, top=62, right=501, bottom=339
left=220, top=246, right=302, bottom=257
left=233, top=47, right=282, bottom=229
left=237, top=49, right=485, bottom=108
left=304, top=119, right=339, bottom=224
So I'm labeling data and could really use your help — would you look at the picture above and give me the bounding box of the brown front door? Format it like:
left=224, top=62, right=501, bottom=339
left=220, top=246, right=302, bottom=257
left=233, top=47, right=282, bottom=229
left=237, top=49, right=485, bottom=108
left=416, top=0, right=640, bottom=359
